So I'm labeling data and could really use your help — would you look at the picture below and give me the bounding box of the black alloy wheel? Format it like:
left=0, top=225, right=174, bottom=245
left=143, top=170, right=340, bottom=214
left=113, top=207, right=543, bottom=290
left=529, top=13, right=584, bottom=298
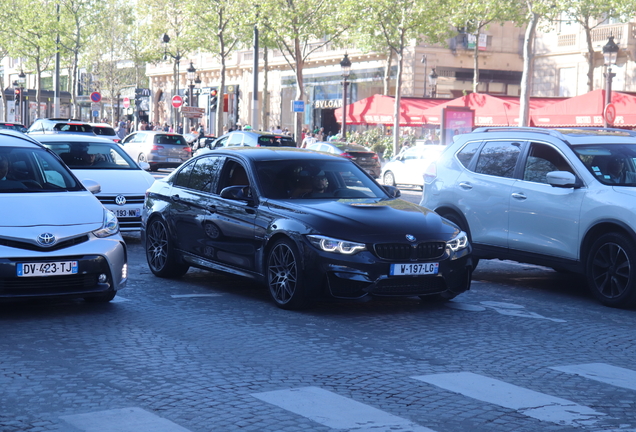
left=146, top=218, right=190, bottom=278
left=267, top=239, right=308, bottom=310
left=587, top=232, right=636, bottom=308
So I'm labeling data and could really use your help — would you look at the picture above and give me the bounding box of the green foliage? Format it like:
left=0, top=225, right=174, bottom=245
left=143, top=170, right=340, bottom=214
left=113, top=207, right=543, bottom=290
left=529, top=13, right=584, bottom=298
left=348, top=128, right=394, bottom=159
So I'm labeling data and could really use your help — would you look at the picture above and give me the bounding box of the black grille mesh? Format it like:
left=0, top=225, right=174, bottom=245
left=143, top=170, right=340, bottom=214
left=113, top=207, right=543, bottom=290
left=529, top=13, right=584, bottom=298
left=374, top=242, right=445, bottom=261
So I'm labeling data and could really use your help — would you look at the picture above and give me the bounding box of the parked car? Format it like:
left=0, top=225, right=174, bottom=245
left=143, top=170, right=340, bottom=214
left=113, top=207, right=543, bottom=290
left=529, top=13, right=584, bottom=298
left=0, top=122, right=27, bottom=133
left=120, top=131, right=192, bottom=171
left=210, top=130, right=296, bottom=149
left=421, top=126, right=636, bottom=308
left=305, top=141, right=382, bottom=178
left=142, top=147, right=472, bottom=309
left=0, top=130, right=127, bottom=302
left=382, top=144, right=446, bottom=188
left=27, top=118, right=94, bottom=135
left=37, top=134, right=156, bottom=232
left=192, top=136, right=217, bottom=151
left=90, top=123, right=120, bottom=143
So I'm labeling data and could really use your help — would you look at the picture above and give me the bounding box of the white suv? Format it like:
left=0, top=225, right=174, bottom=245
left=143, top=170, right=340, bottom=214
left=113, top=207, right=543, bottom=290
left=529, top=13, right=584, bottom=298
left=421, top=127, right=636, bottom=308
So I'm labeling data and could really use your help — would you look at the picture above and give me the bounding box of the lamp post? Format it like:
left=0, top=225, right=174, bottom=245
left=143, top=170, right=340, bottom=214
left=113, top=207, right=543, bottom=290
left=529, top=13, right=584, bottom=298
left=12, top=80, right=20, bottom=123
left=421, top=55, right=428, bottom=97
left=163, top=33, right=182, bottom=129
left=18, top=70, right=26, bottom=124
left=429, top=68, right=438, bottom=98
left=340, top=53, right=352, bottom=141
left=603, top=35, right=619, bottom=128
left=186, top=61, right=197, bottom=131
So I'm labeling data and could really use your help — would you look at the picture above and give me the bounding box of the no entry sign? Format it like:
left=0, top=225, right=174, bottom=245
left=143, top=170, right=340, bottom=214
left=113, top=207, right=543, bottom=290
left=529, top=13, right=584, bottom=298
left=172, top=95, right=183, bottom=108
left=123, top=97, right=130, bottom=108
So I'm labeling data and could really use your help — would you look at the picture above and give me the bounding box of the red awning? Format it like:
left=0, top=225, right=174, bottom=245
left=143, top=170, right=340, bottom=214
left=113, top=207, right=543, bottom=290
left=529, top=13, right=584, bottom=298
left=420, top=93, right=524, bottom=126
left=334, top=95, right=447, bottom=126
left=530, top=89, right=636, bottom=127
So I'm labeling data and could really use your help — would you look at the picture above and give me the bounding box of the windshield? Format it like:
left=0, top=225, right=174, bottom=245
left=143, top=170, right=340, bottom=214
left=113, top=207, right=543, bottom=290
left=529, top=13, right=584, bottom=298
left=92, top=126, right=116, bottom=137
left=256, top=159, right=388, bottom=199
left=0, top=147, right=82, bottom=193
left=0, top=124, right=27, bottom=133
left=52, top=123, right=93, bottom=133
left=574, top=144, right=636, bottom=186
left=42, top=141, right=140, bottom=170
left=257, top=135, right=296, bottom=147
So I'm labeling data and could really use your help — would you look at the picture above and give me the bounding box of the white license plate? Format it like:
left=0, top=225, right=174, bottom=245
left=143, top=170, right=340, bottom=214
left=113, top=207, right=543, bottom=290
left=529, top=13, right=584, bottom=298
left=115, top=208, right=141, bottom=218
left=390, top=262, right=439, bottom=276
left=168, top=158, right=181, bottom=162
left=17, top=261, right=78, bottom=277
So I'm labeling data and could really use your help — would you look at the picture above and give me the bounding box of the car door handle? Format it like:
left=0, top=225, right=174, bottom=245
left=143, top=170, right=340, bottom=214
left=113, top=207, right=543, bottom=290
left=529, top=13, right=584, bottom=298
left=171, top=194, right=181, bottom=202
left=207, top=205, right=216, bottom=212
left=511, top=192, right=527, bottom=200
left=459, top=182, right=473, bottom=190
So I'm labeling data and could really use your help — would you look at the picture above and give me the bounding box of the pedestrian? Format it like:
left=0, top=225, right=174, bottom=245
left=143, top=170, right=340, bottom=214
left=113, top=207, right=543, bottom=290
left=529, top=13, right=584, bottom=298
left=116, top=118, right=126, bottom=140
left=177, top=123, right=184, bottom=134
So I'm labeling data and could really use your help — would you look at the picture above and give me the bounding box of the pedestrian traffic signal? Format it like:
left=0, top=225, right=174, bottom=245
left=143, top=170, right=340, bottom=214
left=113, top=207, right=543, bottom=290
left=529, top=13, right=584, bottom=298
left=210, top=89, right=218, bottom=111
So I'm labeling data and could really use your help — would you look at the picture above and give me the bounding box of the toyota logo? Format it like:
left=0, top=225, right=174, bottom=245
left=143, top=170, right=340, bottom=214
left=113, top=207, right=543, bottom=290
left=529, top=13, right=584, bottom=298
left=37, top=233, right=56, bottom=247
left=115, top=195, right=127, bottom=206
left=405, top=234, right=417, bottom=242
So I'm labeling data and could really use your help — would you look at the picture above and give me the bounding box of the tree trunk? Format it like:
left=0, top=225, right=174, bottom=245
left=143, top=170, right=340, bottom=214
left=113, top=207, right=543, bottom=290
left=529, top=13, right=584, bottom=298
left=584, top=22, right=594, bottom=92
left=392, top=48, right=404, bottom=156
left=384, top=50, right=392, bottom=96
left=261, top=46, right=269, bottom=131
left=293, top=37, right=304, bottom=145
left=473, top=31, right=480, bottom=93
left=519, top=11, right=539, bottom=127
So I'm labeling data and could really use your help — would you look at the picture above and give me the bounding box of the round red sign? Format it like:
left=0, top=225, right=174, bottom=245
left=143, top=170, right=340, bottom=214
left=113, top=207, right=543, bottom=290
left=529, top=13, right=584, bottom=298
left=604, top=103, right=616, bottom=125
left=123, top=97, right=130, bottom=108
left=90, top=91, right=101, bottom=103
left=172, top=95, right=183, bottom=108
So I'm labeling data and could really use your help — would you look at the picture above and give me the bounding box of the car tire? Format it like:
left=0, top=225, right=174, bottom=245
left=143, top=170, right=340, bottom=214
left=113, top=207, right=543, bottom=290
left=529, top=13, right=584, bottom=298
left=84, top=289, right=116, bottom=303
left=383, top=171, right=396, bottom=187
left=439, top=210, right=479, bottom=270
left=145, top=217, right=190, bottom=278
left=586, top=232, right=636, bottom=308
left=266, top=238, right=309, bottom=310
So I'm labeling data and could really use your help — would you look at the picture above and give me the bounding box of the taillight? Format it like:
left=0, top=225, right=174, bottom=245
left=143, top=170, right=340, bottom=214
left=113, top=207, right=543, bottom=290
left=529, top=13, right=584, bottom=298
left=340, top=152, right=353, bottom=159
left=424, top=162, right=437, bottom=184
left=151, top=145, right=164, bottom=151
left=371, top=154, right=378, bottom=160
left=184, top=147, right=192, bottom=153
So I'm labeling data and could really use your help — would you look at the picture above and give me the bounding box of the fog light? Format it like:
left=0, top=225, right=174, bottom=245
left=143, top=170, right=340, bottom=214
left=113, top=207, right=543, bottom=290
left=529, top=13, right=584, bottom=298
left=98, top=273, right=108, bottom=283
left=122, top=263, right=128, bottom=280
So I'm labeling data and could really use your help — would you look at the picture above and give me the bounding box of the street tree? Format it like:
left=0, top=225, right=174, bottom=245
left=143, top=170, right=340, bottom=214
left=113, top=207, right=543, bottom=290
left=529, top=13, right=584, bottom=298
left=0, top=0, right=58, bottom=121
left=258, top=0, right=354, bottom=142
left=356, top=0, right=450, bottom=154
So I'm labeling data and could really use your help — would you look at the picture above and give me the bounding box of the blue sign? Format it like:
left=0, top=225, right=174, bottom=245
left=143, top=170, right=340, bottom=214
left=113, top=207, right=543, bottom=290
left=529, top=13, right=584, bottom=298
left=292, top=100, right=305, bottom=113
left=92, top=110, right=99, bottom=117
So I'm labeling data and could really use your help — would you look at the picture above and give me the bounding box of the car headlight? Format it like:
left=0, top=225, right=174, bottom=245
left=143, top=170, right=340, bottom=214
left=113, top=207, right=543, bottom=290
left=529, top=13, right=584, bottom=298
left=307, top=235, right=366, bottom=255
left=93, top=209, right=120, bottom=238
left=446, top=231, right=469, bottom=253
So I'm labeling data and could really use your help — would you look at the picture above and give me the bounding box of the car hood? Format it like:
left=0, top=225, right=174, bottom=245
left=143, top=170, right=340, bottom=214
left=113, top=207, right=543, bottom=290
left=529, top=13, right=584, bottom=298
left=267, top=198, right=458, bottom=241
left=73, top=169, right=155, bottom=194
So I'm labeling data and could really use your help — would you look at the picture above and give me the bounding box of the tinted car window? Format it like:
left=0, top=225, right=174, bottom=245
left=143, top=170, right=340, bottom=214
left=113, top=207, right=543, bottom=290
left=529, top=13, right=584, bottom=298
left=93, top=126, right=117, bottom=137
left=53, top=123, right=93, bottom=133
left=0, top=123, right=27, bottom=133
left=188, top=156, right=223, bottom=192
left=154, top=134, right=187, bottom=146
left=574, top=143, right=636, bottom=185
left=475, top=141, right=522, bottom=178
left=523, top=143, right=572, bottom=184
left=257, top=135, right=295, bottom=147
left=0, top=147, right=82, bottom=192
left=43, top=141, right=139, bottom=169
left=456, top=141, right=481, bottom=168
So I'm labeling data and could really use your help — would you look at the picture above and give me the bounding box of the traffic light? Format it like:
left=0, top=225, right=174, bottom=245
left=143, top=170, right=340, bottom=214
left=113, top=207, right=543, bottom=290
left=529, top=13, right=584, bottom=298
left=183, top=94, right=189, bottom=106
left=15, top=88, right=20, bottom=105
left=210, top=89, right=218, bottom=111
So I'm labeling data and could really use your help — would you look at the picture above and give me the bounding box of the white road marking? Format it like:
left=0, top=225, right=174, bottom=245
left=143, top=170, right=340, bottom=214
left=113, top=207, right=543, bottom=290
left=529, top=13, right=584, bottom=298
left=170, top=293, right=222, bottom=298
left=445, top=301, right=566, bottom=322
left=111, top=296, right=129, bottom=303
left=252, top=386, right=437, bottom=431
left=60, top=407, right=191, bottom=432
left=551, top=363, right=636, bottom=391
left=412, top=372, right=605, bottom=427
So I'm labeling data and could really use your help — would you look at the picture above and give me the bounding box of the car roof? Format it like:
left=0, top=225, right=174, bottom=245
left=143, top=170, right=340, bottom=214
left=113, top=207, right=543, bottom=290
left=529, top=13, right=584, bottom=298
left=468, top=127, right=636, bottom=146
left=133, top=131, right=184, bottom=136
left=203, top=146, right=340, bottom=162
left=32, top=133, right=117, bottom=144
left=0, top=129, right=46, bottom=148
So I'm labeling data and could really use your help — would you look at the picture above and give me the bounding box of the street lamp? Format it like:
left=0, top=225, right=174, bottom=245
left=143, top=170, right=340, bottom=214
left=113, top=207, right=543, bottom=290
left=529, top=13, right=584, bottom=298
left=340, top=53, right=352, bottom=141
left=163, top=33, right=182, bottom=129
left=603, top=35, right=619, bottom=127
left=186, top=61, right=197, bottom=131
left=18, top=70, right=26, bottom=123
left=421, top=55, right=427, bottom=97
left=429, top=68, right=438, bottom=98
left=12, top=80, right=20, bottom=123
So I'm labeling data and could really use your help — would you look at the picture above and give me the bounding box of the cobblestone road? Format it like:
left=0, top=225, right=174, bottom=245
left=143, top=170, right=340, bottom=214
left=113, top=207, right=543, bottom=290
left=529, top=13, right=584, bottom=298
left=1, top=228, right=635, bottom=432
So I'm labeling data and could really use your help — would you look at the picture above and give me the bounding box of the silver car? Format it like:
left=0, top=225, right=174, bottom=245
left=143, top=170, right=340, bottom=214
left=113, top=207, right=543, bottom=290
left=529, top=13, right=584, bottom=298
left=120, top=131, right=192, bottom=171
left=421, top=126, right=636, bottom=308
left=382, top=145, right=445, bottom=188
left=0, top=130, right=127, bottom=302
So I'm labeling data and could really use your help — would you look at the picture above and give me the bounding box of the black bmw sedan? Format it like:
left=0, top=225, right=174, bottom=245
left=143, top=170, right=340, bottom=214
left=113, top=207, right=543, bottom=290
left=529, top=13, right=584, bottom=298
left=142, top=147, right=473, bottom=309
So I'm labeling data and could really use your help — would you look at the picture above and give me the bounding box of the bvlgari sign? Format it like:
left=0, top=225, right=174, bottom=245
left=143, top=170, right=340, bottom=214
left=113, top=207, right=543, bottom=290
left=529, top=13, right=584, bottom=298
left=315, top=99, right=343, bottom=109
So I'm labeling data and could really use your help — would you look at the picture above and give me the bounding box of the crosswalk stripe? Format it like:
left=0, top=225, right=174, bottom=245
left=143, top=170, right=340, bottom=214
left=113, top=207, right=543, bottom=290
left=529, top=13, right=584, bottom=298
left=252, top=386, right=437, bottom=432
left=60, top=407, right=191, bottom=432
left=551, top=363, right=636, bottom=391
left=412, top=372, right=605, bottom=427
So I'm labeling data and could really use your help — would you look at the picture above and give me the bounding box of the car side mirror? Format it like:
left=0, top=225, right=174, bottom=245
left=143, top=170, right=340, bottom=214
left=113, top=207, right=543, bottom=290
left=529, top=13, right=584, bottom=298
left=220, top=185, right=253, bottom=202
left=383, top=185, right=401, bottom=198
left=81, top=179, right=101, bottom=194
left=546, top=171, right=579, bottom=188
left=138, top=161, right=151, bottom=171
